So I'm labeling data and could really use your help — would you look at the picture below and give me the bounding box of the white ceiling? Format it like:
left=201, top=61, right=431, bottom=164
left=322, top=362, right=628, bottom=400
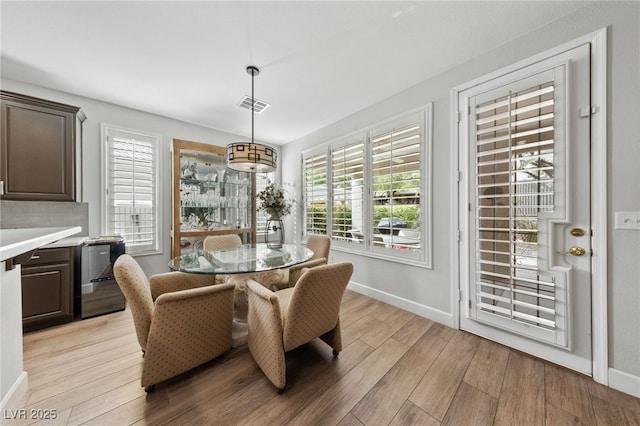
left=1, top=1, right=590, bottom=145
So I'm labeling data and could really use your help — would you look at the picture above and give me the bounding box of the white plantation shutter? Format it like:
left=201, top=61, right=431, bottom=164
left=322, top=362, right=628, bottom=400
left=102, top=125, right=161, bottom=255
left=473, top=79, right=561, bottom=340
left=331, top=139, right=365, bottom=242
left=255, top=172, right=275, bottom=237
left=371, top=119, right=422, bottom=257
left=303, top=152, right=328, bottom=235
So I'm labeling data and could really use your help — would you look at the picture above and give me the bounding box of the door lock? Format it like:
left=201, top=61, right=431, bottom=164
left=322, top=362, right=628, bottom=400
left=570, top=228, right=586, bottom=237
left=557, top=246, right=586, bottom=256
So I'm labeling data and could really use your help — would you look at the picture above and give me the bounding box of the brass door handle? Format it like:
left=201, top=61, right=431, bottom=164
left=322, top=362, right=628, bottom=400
left=557, top=246, right=586, bottom=256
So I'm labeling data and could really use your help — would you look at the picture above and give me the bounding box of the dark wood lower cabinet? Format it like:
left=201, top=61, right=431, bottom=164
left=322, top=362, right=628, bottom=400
left=21, top=247, right=74, bottom=332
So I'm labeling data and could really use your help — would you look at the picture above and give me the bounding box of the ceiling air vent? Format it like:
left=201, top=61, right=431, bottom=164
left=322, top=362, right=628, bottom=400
left=238, top=95, right=270, bottom=114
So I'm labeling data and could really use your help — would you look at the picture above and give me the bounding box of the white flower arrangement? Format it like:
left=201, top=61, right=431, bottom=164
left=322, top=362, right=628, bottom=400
left=256, top=181, right=292, bottom=218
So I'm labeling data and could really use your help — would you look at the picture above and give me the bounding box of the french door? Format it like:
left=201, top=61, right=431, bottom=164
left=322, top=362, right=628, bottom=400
left=458, top=43, right=592, bottom=374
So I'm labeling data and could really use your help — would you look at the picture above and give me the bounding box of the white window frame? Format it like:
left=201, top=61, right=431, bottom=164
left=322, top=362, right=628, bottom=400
left=302, top=104, right=433, bottom=268
left=100, top=123, right=162, bottom=256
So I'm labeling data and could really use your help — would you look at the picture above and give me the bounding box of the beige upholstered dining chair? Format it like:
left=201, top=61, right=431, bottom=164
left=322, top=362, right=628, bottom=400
left=246, top=261, right=353, bottom=392
left=282, top=234, right=331, bottom=288
left=203, top=234, right=242, bottom=251
left=113, top=254, right=235, bottom=392
left=203, top=234, right=243, bottom=283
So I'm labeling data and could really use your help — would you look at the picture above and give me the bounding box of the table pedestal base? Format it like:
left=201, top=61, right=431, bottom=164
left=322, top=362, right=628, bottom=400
left=232, top=320, right=249, bottom=347
left=226, top=269, right=286, bottom=347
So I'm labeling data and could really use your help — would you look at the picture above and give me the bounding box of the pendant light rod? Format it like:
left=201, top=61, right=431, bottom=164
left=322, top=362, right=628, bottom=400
left=247, top=66, right=259, bottom=144
left=226, top=65, right=276, bottom=173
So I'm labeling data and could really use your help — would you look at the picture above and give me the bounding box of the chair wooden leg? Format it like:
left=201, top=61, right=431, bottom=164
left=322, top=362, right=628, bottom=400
left=332, top=349, right=340, bottom=357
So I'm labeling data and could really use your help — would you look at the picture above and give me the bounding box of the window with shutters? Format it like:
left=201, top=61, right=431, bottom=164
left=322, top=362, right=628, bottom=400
left=332, top=138, right=365, bottom=244
left=371, top=119, right=423, bottom=260
left=101, top=124, right=161, bottom=255
left=302, top=106, right=431, bottom=265
left=303, top=152, right=328, bottom=235
left=255, top=171, right=276, bottom=241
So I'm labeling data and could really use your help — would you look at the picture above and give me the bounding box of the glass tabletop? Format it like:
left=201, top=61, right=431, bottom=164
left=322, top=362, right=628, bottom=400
left=168, top=243, right=314, bottom=275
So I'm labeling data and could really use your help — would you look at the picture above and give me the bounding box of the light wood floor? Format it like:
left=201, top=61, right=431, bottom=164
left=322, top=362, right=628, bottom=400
left=9, top=289, right=640, bottom=425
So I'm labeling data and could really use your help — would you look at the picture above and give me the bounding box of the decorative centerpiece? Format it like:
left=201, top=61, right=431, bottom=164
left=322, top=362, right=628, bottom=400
left=256, top=181, right=292, bottom=219
left=257, top=181, right=292, bottom=246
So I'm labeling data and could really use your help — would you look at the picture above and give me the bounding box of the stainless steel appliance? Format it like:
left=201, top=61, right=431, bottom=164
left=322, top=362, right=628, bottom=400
left=80, top=236, right=125, bottom=319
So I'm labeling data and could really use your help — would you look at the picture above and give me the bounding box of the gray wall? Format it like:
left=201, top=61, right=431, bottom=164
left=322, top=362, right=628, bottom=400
left=281, top=1, right=640, bottom=383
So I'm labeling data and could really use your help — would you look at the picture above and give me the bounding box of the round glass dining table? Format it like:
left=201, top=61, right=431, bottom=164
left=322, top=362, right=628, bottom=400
left=168, top=243, right=314, bottom=347
left=168, top=243, right=313, bottom=275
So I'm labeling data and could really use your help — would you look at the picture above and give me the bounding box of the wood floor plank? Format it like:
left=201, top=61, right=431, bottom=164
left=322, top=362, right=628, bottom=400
left=463, top=338, right=510, bottom=399
left=545, top=402, right=593, bottom=426
left=341, top=312, right=384, bottom=348
left=65, top=380, right=149, bottom=426
left=544, top=362, right=596, bottom=424
left=79, top=392, right=169, bottom=426
left=239, top=339, right=375, bottom=425
left=493, top=351, right=545, bottom=426
left=441, top=382, right=497, bottom=426
left=408, top=331, right=480, bottom=421
left=13, top=288, right=640, bottom=426
left=337, top=412, right=365, bottom=426
left=587, top=379, right=640, bottom=415
left=340, top=298, right=387, bottom=328
left=359, top=305, right=415, bottom=348
left=388, top=400, right=440, bottom=426
left=25, top=332, right=139, bottom=378
left=351, top=329, right=448, bottom=425
left=341, top=289, right=365, bottom=308
left=25, top=363, right=143, bottom=413
left=288, top=338, right=410, bottom=425
left=141, top=350, right=266, bottom=425
left=391, top=314, right=434, bottom=347
left=26, top=350, right=143, bottom=403
left=591, top=394, right=640, bottom=425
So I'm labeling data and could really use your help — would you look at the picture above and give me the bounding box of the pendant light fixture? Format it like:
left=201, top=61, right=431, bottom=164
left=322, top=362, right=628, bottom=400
left=226, top=66, right=277, bottom=173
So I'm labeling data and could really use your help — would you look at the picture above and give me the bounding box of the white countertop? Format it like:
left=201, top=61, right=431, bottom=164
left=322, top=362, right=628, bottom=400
left=44, top=235, right=89, bottom=248
left=0, top=226, right=82, bottom=262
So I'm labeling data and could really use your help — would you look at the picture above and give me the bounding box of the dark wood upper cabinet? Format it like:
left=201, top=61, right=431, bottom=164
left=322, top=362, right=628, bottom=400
left=1, top=91, right=85, bottom=201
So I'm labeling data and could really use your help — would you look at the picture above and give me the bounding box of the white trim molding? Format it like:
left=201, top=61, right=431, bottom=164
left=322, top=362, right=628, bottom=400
left=0, top=371, right=28, bottom=413
left=608, top=368, right=640, bottom=398
left=347, top=280, right=454, bottom=327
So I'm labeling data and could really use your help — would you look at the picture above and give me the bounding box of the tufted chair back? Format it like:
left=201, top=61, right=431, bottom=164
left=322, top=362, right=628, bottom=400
left=113, top=254, right=235, bottom=391
left=281, top=235, right=332, bottom=289
left=246, top=261, right=353, bottom=391
left=203, top=234, right=242, bottom=251
left=305, top=234, right=331, bottom=261
left=113, top=254, right=154, bottom=351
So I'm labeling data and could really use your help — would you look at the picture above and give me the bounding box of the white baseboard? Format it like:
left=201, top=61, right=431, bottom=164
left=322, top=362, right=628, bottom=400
left=0, top=371, right=28, bottom=412
left=608, top=368, right=640, bottom=398
left=347, top=280, right=454, bottom=327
